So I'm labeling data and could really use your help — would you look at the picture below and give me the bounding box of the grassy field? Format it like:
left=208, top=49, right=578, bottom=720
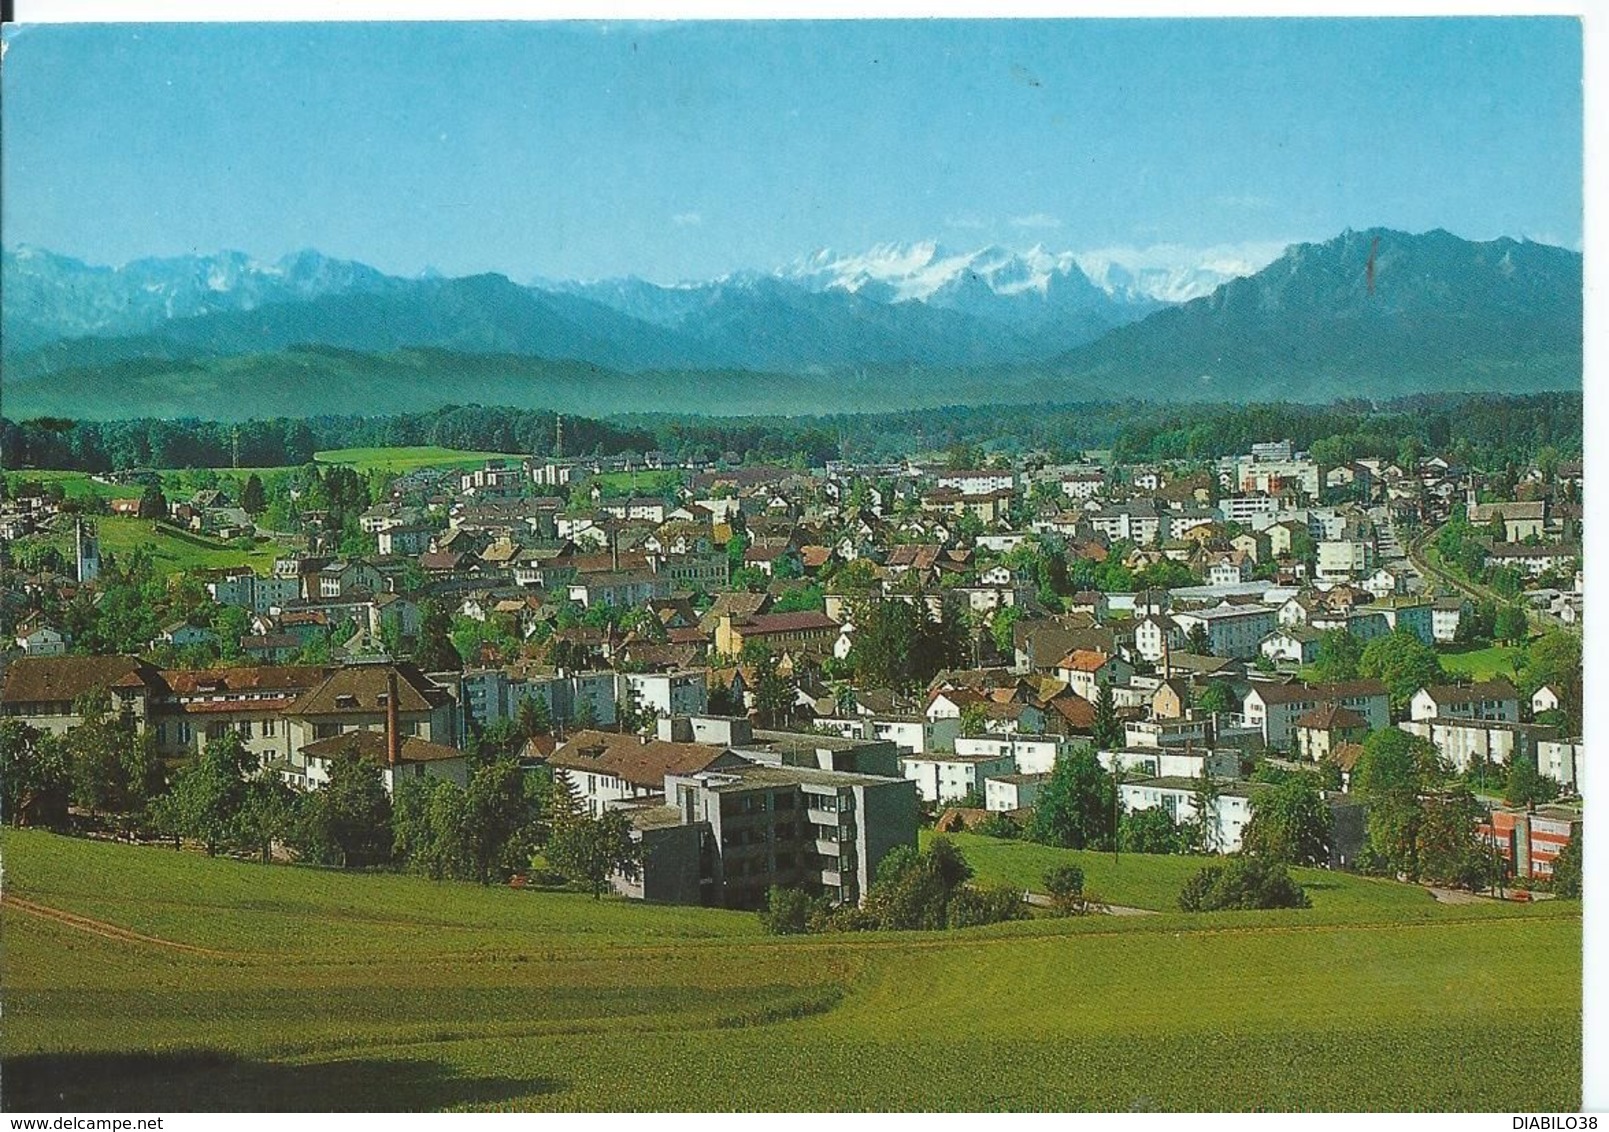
left=924, top=831, right=1462, bottom=918
left=1, top=829, right=1580, bottom=1112
left=20, top=515, right=282, bottom=576
left=313, top=446, right=518, bottom=473
left=1438, top=643, right=1526, bottom=683
left=5, top=469, right=142, bottom=503
left=97, top=517, right=281, bottom=574
left=585, top=469, right=683, bottom=497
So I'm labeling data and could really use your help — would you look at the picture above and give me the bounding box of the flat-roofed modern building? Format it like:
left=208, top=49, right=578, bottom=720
left=659, top=762, right=918, bottom=910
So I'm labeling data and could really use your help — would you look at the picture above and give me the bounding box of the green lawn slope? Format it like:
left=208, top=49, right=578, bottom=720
left=1, top=829, right=1580, bottom=1112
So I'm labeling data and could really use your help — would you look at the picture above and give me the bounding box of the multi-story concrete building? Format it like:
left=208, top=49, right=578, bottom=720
left=984, top=772, right=1050, bottom=812
left=1316, top=537, right=1375, bottom=581
left=207, top=570, right=304, bottom=614
left=550, top=729, right=749, bottom=816
left=567, top=571, right=673, bottom=610
left=1218, top=493, right=1282, bottom=525
left=1099, top=747, right=1240, bottom=781
left=619, top=671, right=709, bottom=720
left=1409, top=680, right=1521, bottom=724
left=1240, top=679, right=1390, bottom=752
left=1397, top=717, right=1558, bottom=774
left=283, top=660, right=461, bottom=753
left=1431, top=596, right=1472, bottom=643
left=1169, top=603, right=1277, bottom=660
left=1478, top=804, right=1580, bottom=883
left=658, top=762, right=919, bottom=909
left=899, top=751, right=1017, bottom=804
left=953, top=733, right=1077, bottom=776
left=1537, top=739, right=1583, bottom=793
left=714, top=611, right=839, bottom=658
left=1119, top=776, right=1258, bottom=854
left=1086, top=499, right=1171, bottom=546
left=936, top=469, right=1017, bottom=496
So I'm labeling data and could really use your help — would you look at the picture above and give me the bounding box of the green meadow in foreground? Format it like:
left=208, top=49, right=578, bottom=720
left=1, top=829, right=1580, bottom=1112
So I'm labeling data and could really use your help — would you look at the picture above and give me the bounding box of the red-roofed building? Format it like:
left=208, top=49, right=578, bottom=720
left=714, top=610, right=839, bottom=658
left=1052, top=650, right=1134, bottom=702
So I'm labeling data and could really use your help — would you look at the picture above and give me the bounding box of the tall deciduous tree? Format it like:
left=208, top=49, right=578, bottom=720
left=1551, top=826, right=1581, bottom=898
left=162, top=730, right=257, bottom=856
left=1493, top=604, right=1529, bottom=645
left=1313, top=630, right=1364, bottom=683
left=1195, top=681, right=1235, bottom=718
left=515, top=694, right=552, bottom=740
left=1185, top=623, right=1212, bottom=656
left=1351, top=729, right=1448, bottom=880
left=235, top=771, right=299, bottom=864
left=1359, top=629, right=1446, bottom=712
left=414, top=600, right=463, bottom=673
left=1119, top=806, right=1186, bottom=855
left=1241, top=777, right=1333, bottom=866
left=1415, top=788, right=1491, bottom=890
left=752, top=651, right=793, bottom=729
left=849, top=598, right=931, bottom=693
left=0, top=720, right=71, bottom=829
left=958, top=702, right=989, bottom=738
left=64, top=688, right=158, bottom=826
left=1028, top=747, right=1115, bottom=851
left=1503, top=752, right=1559, bottom=808
left=137, top=483, right=168, bottom=520
left=294, top=748, right=393, bottom=867
left=462, top=757, right=544, bottom=884
left=1520, top=630, right=1582, bottom=735
left=545, top=809, right=640, bottom=898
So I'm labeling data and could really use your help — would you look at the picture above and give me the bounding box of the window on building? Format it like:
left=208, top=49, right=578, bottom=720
left=263, top=718, right=276, bottom=737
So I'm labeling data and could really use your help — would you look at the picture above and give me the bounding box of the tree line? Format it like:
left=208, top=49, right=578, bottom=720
left=6, top=391, right=1578, bottom=474
left=0, top=694, right=640, bottom=896
left=0, top=406, right=656, bottom=473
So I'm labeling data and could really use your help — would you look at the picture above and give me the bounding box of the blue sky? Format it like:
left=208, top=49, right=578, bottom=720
left=0, top=18, right=1583, bottom=283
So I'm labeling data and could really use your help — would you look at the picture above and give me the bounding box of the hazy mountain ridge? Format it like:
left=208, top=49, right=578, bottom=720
left=4, top=242, right=1151, bottom=373
left=1049, top=228, right=1582, bottom=398
left=0, top=228, right=1581, bottom=419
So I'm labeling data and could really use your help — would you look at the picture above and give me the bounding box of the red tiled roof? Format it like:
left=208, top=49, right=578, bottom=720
left=734, top=611, right=838, bottom=635
left=2, top=656, right=163, bottom=704
left=301, top=729, right=464, bottom=764
left=158, top=666, right=330, bottom=695
left=550, top=729, right=738, bottom=790
left=1047, top=692, right=1096, bottom=729
left=1296, top=704, right=1366, bottom=731
left=1057, top=649, right=1111, bottom=673
left=1423, top=680, right=1519, bottom=704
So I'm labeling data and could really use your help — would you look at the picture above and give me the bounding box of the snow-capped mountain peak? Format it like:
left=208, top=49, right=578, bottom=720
left=779, top=241, right=1104, bottom=306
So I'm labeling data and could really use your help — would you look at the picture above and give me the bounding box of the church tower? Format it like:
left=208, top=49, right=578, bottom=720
left=75, top=518, right=101, bottom=583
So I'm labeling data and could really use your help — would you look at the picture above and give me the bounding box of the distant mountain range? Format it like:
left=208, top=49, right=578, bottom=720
left=1050, top=228, right=1583, bottom=401
left=0, top=228, right=1582, bottom=420
left=2, top=241, right=1166, bottom=375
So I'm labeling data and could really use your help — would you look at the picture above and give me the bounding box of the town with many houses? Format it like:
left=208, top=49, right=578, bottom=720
left=0, top=436, right=1584, bottom=907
